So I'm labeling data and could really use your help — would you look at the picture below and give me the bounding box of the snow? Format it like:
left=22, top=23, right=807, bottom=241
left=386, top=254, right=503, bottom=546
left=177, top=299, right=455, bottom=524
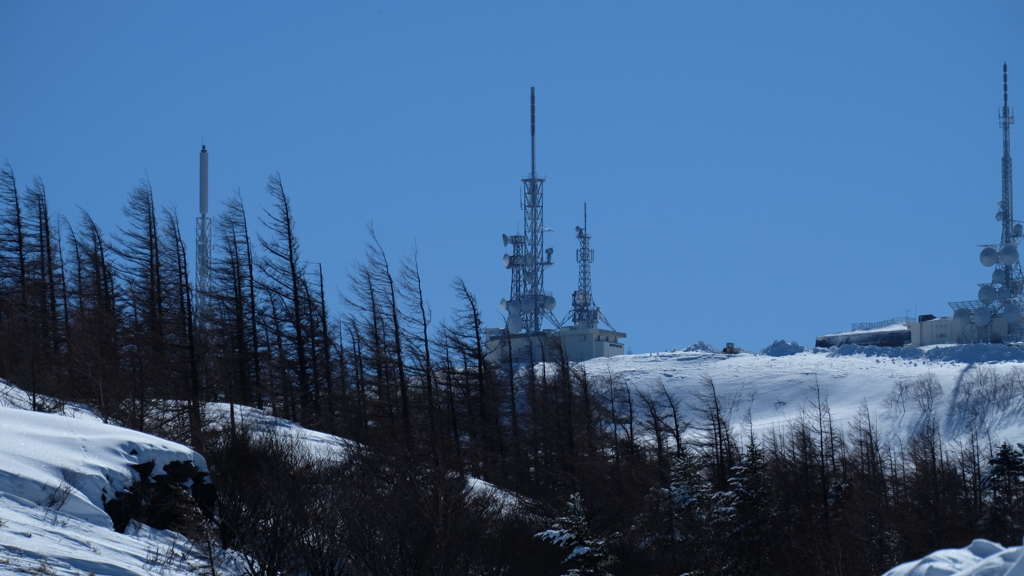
left=575, top=343, right=1024, bottom=576
left=683, top=341, right=721, bottom=353
left=6, top=342, right=1024, bottom=574
left=825, top=322, right=912, bottom=337
left=882, top=539, right=1024, bottom=576
left=0, top=404, right=242, bottom=576
left=202, top=401, right=352, bottom=460
left=759, top=339, right=806, bottom=357
left=582, top=343, right=1024, bottom=446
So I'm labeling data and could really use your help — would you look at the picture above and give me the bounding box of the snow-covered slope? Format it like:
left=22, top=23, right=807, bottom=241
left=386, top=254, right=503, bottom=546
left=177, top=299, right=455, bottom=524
left=0, top=404, right=242, bottom=575
left=882, top=539, right=1024, bottom=576
left=581, top=343, right=1024, bottom=443
left=4, top=342, right=1024, bottom=575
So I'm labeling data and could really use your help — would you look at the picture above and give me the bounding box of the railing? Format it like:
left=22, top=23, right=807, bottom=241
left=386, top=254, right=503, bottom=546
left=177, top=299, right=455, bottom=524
left=851, top=317, right=915, bottom=331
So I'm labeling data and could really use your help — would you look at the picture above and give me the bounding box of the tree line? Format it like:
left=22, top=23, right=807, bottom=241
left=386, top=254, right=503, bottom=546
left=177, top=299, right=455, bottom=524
left=2, top=161, right=1024, bottom=575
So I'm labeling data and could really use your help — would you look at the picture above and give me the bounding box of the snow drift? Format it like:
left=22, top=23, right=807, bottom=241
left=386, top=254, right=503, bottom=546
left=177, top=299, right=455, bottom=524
left=882, top=538, right=1024, bottom=576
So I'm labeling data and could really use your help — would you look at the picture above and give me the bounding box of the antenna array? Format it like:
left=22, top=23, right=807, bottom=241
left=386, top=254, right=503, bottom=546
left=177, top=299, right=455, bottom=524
left=950, top=63, right=1024, bottom=339
left=500, top=88, right=557, bottom=334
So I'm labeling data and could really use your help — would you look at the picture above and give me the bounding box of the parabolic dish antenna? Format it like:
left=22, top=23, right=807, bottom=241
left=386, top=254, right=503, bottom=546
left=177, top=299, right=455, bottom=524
left=499, top=298, right=508, bottom=312
left=544, top=295, right=556, bottom=311
left=502, top=254, right=512, bottom=269
left=981, top=247, right=999, bottom=266
left=506, top=314, right=523, bottom=333
left=507, top=300, right=521, bottom=314
left=1004, top=302, right=1022, bottom=323
left=953, top=308, right=972, bottom=328
left=1000, top=245, right=1020, bottom=266
left=992, top=316, right=1009, bottom=335
left=997, top=211, right=1005, bottom=222
left=993, top=269, right=1007, bottom=284
left=520, top=297, right=534, bottom=312
left=974, top=306, right=993, bottom=326
left=998, top=285, right=1012, bottom=299
left=524, top=271, right=535, bottom=282
left=979, top=284, right=997, bottom=305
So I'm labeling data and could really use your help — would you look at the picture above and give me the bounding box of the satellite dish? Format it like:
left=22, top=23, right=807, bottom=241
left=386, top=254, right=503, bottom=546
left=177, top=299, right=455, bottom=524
left=1016, top=224, right=1023, bottom=237
left=576, top=226, right=582, bottom=235
left=998, top=285, right=1012, bottom=299
left=992, top=316, right=1009, bottom=335
left=979, top=284, right=997, bottom=305
left=973, top=306, right=993, bottom=326
left=1004, top=302, right=1022, bottom=323
left=506, top=314, right=523, bottom=333
left=997, top=211, right=1005, bottom=222
left=507, top=300, right=521, bottom=314
left=502, top=254, right=512, bottom=269
left=953, top=308, right=971, bottom=328
left=499, top=298, right=508, bottom=312
left=1001, top=245, right=1020, bottom=266
left=544, top=295, right=556, bottom=311
left=503, top=234, right=510, bottom=247
left=981, top=247, right=999, bottom=267
left=993, top=269, right=1007, bottom=284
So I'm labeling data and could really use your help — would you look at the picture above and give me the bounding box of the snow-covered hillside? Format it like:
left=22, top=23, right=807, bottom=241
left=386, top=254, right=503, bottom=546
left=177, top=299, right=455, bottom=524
left=4, top=342, right=1024, bottom=575
left=0, top=397, right=243, bottom=576
left=582, top=343, right=1024, bottom=444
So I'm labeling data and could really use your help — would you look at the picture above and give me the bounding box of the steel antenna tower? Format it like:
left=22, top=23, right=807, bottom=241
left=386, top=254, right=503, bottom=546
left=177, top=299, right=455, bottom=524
left=570, top=204, right=598, bottom=328
left=501, top=88, right=557, bottom=334
left=196, top=145, right=212, bottom=319
left=1001, top=62, right=1016, bottom=247
left=950, top=63, right=1023, bottom=341
left=998, top=63, right=1024, bottom=339
left=563, top=204, right=617, bottom=331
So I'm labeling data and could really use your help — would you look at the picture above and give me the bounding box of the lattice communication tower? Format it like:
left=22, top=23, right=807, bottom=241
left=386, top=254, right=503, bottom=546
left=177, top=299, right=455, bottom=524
left=949, top=63, right=1024, bottom=340
left=562, top=204, right=616, bottom=331
left=500, top=88, right=557, bottom=334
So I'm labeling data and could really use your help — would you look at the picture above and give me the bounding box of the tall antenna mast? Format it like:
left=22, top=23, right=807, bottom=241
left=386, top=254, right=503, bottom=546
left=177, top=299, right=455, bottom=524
left=196, top=144, right=212, bottom=320
left=950, top=63, right=1023, bottom=341
left=500, top=87, right=556, bottom=334
left=531, top=88, right=537, bottom=178
left=1002, top=62, right=1016, bottom=246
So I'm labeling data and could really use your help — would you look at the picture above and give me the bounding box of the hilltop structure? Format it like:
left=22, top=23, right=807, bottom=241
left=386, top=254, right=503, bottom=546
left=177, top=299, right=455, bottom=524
left=485, top=89, right=625, bottom=363
left=910, top=63, right=1022, bottom=346
left=819, top=65, right=1021, bottom=348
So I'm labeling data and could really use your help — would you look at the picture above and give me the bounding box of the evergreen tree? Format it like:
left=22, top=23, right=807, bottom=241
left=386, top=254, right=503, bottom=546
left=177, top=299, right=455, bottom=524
left=536, top=493, right=616, bottom=576
left=983, top=441, right=1024, bottom=543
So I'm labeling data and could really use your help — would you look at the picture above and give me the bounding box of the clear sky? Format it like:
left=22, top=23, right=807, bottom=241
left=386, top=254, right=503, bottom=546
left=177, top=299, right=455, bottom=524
left=3, top=1, right=1024, bottom=354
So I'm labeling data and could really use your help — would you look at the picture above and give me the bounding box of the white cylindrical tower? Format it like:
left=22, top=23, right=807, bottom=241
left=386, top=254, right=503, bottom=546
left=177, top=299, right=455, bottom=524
left=196, top=144, right=213, bottom=321
left=199, top=145, right=209, bottom=215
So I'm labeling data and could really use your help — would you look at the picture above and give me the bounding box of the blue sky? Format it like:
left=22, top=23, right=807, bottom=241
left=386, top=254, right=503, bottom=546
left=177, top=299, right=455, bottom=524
left=3, top=1, right=1024, bottom=354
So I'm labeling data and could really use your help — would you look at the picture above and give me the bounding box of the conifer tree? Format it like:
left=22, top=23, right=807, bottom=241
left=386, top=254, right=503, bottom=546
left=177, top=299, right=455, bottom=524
left=536, top=493, right=616, bottom=576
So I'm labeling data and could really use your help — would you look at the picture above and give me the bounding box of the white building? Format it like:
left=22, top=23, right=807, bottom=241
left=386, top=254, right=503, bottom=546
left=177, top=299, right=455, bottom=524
left=484, top=326, right=626, bottom=364
left=907, top=314, right=1011, bottom=346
